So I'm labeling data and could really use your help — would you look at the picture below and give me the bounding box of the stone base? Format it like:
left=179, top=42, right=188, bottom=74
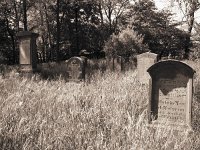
left=20, top=64, right=36, bottom=73
left=147, top=120, right=192, bottom=131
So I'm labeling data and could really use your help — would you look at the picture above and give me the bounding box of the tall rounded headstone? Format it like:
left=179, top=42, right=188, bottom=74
left=147, top=60, right=195, bottom=129
left=66, top=57, right=86, bottom=82
left=137, top=52, right=158, bottom=84
left=17, top=31, right=39, bottom=72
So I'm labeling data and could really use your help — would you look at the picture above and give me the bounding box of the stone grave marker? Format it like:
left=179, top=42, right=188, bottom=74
left=107, top=55, right=125, bottom=72
left=137, top=52, right=158, bottom=84
left=114, top=55, right=125, bottom=72
left=147, top=60, right=195, bottom=129
left=17, top=31, right=39, bottom=72
left=66, top=57, right=85, bottom=81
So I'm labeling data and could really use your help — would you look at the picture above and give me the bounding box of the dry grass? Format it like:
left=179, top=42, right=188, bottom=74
left=0, top=60, right=199, bottom=150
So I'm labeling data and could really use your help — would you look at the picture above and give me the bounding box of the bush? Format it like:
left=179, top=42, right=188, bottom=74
left=104, top=28, right=149, bottom=57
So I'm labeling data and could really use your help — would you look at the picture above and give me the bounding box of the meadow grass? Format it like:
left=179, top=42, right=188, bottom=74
left=0, top=60, right=199, bottom=150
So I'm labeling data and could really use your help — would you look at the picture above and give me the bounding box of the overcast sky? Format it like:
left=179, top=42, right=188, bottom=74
left=154, top=0, right=200, bottom=23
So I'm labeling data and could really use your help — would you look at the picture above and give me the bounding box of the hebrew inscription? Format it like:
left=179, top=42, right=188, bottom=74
left=157, top=78, right=187, bottom=123
left=148, top=60, right=195, bottom=129
left=66, top=57, right=85, bottom=81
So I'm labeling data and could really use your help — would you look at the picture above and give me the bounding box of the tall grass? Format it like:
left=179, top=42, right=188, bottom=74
left=0, top=61, right=199, bottom=149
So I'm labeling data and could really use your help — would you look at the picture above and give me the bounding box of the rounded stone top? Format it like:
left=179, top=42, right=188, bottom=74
left=66, top=57, right=83, bottom=62
left=137, top=52, right=158, bottom=59
left=147, top=60, right=195, bottom=78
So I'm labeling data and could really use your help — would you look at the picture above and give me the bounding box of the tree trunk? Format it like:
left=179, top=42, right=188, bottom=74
left=44, top=3, right=53, bottom=49
left=23, top=0, right=28, bottom=31
left=56, top=0, right=60, bottom=61
left=6, top=18, right=16, bottom=64
left=13, top=0, right=20, bottom=31
left=39, top=3, right=46, bottom=62
left=98, top=3, right=104, bottom=25
left=184, top=6, right=195, bottom=59
left=75, top=6, right=79, bottom=56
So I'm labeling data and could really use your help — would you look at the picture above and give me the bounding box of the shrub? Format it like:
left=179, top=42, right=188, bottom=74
left=104, top=28, right=149, bottom=57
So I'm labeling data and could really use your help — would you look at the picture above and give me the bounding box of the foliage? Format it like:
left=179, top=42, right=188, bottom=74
left=104, top=27, right=148, bottom=57
left=173, top=0, right=200, bottom=33
left=100, top=0, right=130, bottom=33
left=0, top=0, right=199, bottom=64
left=0, top=19, right=15, bottom=64
left=171, top=0, right=200, bottom=58
left=38, top=0, right=109, bottom=57
left=127, top=0, right=190, bottom=58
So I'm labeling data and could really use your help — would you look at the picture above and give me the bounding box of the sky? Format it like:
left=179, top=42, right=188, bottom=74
left=153, top=0, right=200, bottom=33
left=154, top=0, right=200, bottom=23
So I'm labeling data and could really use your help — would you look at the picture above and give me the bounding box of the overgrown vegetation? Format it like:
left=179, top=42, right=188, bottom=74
left=0, top=60, right=199, bottom=149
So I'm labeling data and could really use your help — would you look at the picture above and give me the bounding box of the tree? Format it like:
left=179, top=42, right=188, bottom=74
left=172, top=0, right=200, bottom=58
left=0, top=0, right=18, bottom=64
left=0, top=18, right=15, bottom=64
left=56, top=0, right=60, bottom=60
left=99, top=0, right=130, bottom=34
left=126, top=0, right=190, bottom=58
left=23, top=0, right=28, bottom=31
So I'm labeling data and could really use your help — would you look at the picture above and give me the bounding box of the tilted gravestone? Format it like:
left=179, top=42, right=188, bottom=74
left=66, top=57, right=86, bottom=81
left=137, top=52, right=157, bottom=84
left=17, top=31, right=39, bottom=72
left=147, top=60, right=195, bottom=129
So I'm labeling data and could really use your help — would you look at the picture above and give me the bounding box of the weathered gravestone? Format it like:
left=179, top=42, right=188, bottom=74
left=147, top=60, right=195, bottom=129
left=66, top=57, right=86, bottom=81
left=108, top=55, right=125, bottom=72
left=17, top=31, right=39, bottom=72
left=137, top=52, right=158, bottom=84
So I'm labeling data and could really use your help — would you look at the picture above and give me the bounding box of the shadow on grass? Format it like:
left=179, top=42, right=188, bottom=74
left=0, top=135, right=24, bottom=150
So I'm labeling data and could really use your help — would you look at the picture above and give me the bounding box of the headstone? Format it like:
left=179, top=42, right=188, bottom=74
left=17, top=31, right=39, bottom=72
left=147, top=60, right=195, bottom=129
left=137, top=52, right=158, bottom=84
left=66, top=57, right=85, bottom=81
left=108, top=55, right=125, bottom=72
left=114, top=55, right=125, bottom=72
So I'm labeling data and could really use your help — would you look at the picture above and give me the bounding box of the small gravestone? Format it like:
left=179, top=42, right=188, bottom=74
left=66, top=57, right=85, bottom=81
left=17, top=31, right=39, bottom=72
left=147, top=60, right=195, bottom=129
left=137, top=52, right=157, bottom=84
left=108, top=55, right=125, bottom=72
left=114, top=55, right=125, bottom=72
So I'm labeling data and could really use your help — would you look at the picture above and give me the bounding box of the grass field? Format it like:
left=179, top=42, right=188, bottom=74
left=0, top=60, right=199, bottom=150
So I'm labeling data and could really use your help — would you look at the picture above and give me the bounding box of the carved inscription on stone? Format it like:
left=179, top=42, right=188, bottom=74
left=68, top=60, right=82, bottom=80
left=66, top=57, right=84, bottom=81
left=148, top=60, right=195, bottom=129
left=156, top=74, right=187, bottom=124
